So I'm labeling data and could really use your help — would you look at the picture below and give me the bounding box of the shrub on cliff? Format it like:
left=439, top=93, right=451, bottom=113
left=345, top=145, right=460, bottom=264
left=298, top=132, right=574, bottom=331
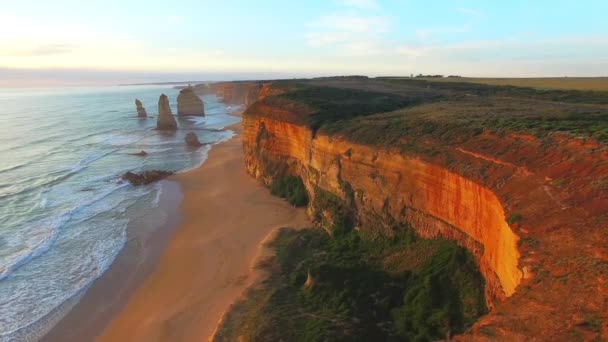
left=270, top=175, right=308, bottom=207
left=214, top=226, right=487, bottom=341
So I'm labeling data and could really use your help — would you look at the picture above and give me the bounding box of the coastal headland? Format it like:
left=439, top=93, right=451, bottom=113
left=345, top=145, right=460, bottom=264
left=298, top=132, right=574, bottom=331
left=44, top=77, right=607, bottom=341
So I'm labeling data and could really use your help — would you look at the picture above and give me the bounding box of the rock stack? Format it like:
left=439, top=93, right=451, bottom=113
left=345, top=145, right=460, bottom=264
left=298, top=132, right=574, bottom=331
left=185, top=132, right=203, bottom=147
left=135, top=99, right=147, bottom=118
left=177, top=88, right=205, bottom=116
left=157, top=94, right=177, bottom=130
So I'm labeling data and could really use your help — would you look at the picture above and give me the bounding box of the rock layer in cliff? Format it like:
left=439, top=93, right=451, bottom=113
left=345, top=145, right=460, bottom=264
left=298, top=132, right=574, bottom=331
left=157, top=94, right=177, bottom=130
left=177, top=88, right=205, bottom=116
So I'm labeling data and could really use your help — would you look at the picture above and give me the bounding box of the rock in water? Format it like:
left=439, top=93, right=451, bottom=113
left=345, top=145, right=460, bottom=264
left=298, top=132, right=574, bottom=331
left=177, top=88, right=205, bottom=116
left=135, top=99, right=147, bottom=118
left=157, top=94, right=177, bottom=130
left=129, top=150, right=148, bottom=157
left=122, top=170, right=174, bottom=186
left=185, top=132, right=203, bottom=147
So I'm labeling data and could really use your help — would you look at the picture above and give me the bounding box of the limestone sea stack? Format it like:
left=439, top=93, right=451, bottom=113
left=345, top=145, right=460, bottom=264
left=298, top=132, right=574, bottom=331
left=157, top=94, right=177, bottom=130
left=177, top=88, right=205, bottom=116
left=135, top=99, right=147, bottom=118
left=185, top=132, right=203, bottom=147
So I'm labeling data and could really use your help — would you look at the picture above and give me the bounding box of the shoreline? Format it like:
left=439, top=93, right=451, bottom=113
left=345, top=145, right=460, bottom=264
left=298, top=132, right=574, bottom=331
left=41, top=180, right=183, bottom=341
left=45, top=120, right=310, bottom=341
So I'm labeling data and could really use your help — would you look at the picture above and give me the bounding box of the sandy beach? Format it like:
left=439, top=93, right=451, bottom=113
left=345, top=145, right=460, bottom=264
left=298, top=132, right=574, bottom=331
left=92, top=122, right=308, bottom=341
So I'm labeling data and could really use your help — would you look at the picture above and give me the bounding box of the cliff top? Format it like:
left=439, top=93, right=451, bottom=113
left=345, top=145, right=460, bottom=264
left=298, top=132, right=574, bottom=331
left=246, top=78, right=608, bottom=144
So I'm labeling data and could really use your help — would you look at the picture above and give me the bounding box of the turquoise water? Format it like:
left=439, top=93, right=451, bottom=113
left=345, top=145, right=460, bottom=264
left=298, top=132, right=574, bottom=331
left=0, top=85, right=239, bottom=340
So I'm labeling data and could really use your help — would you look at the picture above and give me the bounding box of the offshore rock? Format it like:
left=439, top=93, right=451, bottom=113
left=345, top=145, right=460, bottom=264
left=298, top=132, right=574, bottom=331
left=129, top=150, right=148, bottom=157
left=157, top=94, right=177, bottom=130
left=135, top=99, right=147, bottom=118
left=122, top=170, right=173, bottom=186
left=177, top=88, right=205, bottom=116
left=185, top=132, right=203, bottom=147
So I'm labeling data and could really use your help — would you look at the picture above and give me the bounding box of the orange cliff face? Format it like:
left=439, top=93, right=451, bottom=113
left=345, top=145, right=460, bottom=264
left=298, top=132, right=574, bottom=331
left=243, top=111, right=521, bottom=303
left=311, top=135, right=521, bottom=298
left=241, top=95, right=608, bottom=340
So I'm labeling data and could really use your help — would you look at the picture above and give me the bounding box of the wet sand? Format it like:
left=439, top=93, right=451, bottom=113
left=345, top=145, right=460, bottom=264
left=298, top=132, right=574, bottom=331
left=41, top=180, right=183, bottom=342
left=94, top=123, right=309, bottom=341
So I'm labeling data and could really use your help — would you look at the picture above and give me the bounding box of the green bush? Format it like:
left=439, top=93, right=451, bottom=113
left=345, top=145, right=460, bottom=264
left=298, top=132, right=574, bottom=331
left=215, top=226, right=487, bottom=341
left=506, top=213, right=523, bottom=224
left=270, top=175, right=309, bottom=207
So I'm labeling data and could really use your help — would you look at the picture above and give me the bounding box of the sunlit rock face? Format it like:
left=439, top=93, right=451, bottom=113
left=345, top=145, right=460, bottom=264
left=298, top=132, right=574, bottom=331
left=177, top=88, right=205, bottom=116
left=156, top=94, right=177, bottom=130
left=242, top=113, right=520, bottom=303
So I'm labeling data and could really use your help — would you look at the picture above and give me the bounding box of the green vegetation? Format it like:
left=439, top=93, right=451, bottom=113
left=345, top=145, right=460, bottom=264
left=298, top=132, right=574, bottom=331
left=215, top=226, right=487, bottom=341
left=261, top=79, right=608, bottom=143
left=408, top=76, right=608, bottom=92
left=270, top=175, right=309, bottom=207
left=278, top=84, right=439, bottom=133
left=320, top=96, right=608, bottom=144
left=382, top=78, right=608, bottom=105
left=311, top=187, right=353, bottom=236
left=506, top=213, right=524, bottom=224
left=552, top=178, right=569, bottom=187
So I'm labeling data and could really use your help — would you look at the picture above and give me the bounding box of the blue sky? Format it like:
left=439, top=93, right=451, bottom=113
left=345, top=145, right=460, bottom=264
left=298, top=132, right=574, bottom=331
left=1, top=0, right=607, bottom=85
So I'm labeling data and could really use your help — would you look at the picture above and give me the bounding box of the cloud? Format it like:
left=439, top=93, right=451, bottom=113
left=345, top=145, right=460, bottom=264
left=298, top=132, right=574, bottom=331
left=415, top=24, right=471, bottom=41
left=0, top=44, right=78, bottom=57
left=337, top=0, right=380, bottom=10
left=456, top=7, right=487, bottom=20
left=310, top=13, right=390, bottom=33
left=396, top=35, right=608, bottom=69
left=306, top=12, right=392, bottom=56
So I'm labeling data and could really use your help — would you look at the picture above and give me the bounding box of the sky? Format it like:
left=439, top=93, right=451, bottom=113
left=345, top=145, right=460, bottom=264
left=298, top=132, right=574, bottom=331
left=1, top=0, right=607, bottom=86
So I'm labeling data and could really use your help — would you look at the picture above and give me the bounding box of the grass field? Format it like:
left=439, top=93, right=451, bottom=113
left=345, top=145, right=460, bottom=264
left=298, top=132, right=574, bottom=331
left=416, top=77, right=608, bottom=92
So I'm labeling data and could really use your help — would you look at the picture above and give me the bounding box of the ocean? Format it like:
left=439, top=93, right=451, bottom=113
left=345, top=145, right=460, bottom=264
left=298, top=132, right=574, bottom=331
left=0, top=85, right=239, bottom=340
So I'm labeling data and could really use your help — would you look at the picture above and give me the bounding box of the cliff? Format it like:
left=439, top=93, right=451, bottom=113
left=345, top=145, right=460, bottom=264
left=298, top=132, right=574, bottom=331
left=177, top=88, right=205, bottom=116
left=241, top=80, right=608, bottom=340
left=156, top=94, right=177, bottom=130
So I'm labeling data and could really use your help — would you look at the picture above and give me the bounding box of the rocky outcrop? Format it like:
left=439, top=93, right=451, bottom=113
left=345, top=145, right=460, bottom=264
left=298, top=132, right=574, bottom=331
left=177, top=88, right=205, bottom=116
left=129, top=150, right=148, bottom=157
left=157, top=94, right=177, bottom=130
left=185, top=132, right=202, bottom=147
left=122, top=170, right=174, bottom=185
left=241, top=88, right=608, bottom=340
left=135, top=99, right=147, bottom=118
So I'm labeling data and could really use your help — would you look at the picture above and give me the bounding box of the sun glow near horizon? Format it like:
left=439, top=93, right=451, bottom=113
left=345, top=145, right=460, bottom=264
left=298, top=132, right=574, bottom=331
left=2, top=0, right=608, bottom=86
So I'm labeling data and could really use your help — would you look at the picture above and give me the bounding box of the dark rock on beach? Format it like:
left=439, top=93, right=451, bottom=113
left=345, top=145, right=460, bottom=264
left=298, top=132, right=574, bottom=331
left=122, top=170, right=174, bottom=186
left=185, top=132, right=203, bottom=147
left=177, top=88, right=205, bottom=116
left=157, top=94, right=177, bottom=130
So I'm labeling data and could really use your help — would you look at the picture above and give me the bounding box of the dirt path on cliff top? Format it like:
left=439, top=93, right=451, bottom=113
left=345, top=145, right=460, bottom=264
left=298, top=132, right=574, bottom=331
left=97, top=124, right=310, bottom=342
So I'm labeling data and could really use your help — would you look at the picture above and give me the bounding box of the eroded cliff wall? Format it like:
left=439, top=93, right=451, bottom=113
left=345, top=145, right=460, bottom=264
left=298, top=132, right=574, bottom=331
left=237, top=81, right=608, bottom=340
left=243, top=112, right=521, bottom=304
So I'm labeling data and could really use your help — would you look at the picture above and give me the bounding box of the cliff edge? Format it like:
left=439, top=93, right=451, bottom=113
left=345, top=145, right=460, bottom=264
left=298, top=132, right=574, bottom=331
left=239, top=78, right=608, bottom=340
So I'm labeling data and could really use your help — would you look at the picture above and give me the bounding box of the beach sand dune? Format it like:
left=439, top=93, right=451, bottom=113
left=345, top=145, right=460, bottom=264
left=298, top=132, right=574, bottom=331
left=97, top=123, right=309, bottom=341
